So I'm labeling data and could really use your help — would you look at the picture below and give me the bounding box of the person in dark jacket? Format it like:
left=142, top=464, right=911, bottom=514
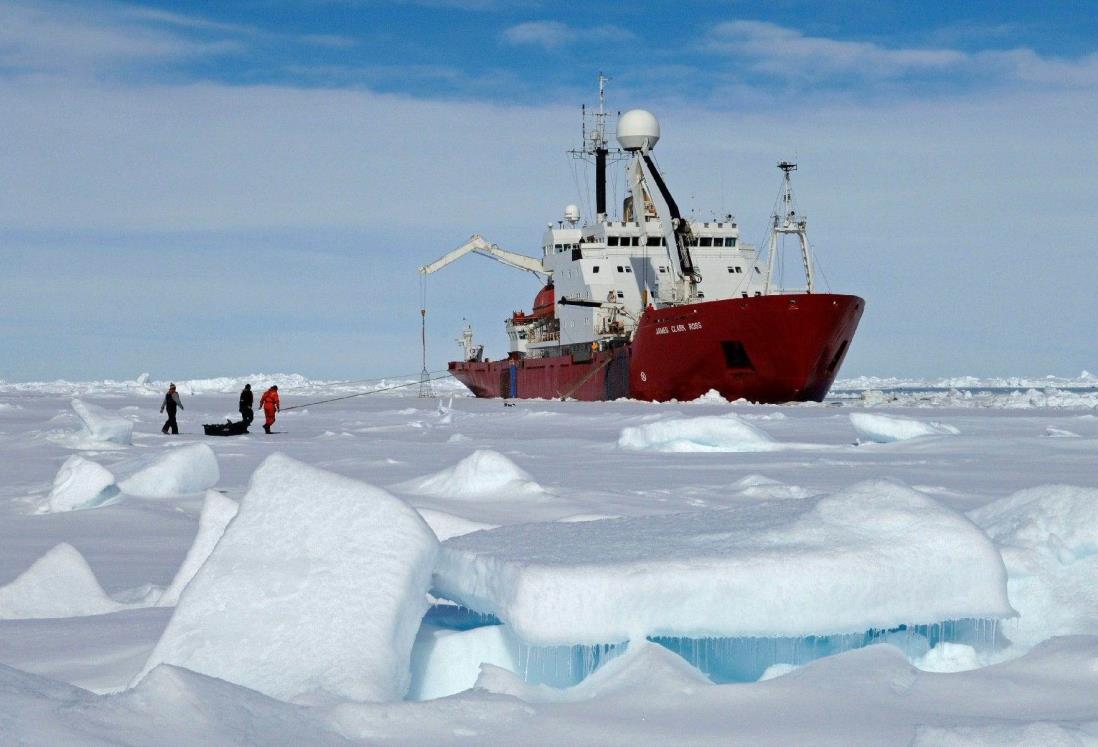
left=259, top=385, right=280, bottom=434
left=160, top=383, right=183, bottom=434
left=238, top=384, right=254, bottom=426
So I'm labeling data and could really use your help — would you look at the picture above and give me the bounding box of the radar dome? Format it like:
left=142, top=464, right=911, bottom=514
left=563, top=204, right=580, bottom=223
left=616, top=109, right=660, bottom=151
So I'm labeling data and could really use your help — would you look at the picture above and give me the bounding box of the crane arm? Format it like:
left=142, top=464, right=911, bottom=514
left=418, top=235, right=549, bottom=279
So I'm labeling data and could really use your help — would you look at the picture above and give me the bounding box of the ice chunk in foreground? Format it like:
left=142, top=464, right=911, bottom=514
left=135, top=454, right=439, bottom=703
left=434, top=480, right=1013, bottom=645
left=118, top=443, right=219, bottom=497
left=618, top=414, right=779, bottom=452
left=401, top=449, right=550, bottom=500
left=0, top=543, right=126, bottom=619
left=850, top=412, right=959, bottom=443
left=969, top=485, right=1098, bottom=647
left=71, top=398, right=133, bottom=445
left=39, top=455, right=119, bottom=513
left=410, top=623, right=518, bottom=700
left=157, top=491, right=239, bottom=607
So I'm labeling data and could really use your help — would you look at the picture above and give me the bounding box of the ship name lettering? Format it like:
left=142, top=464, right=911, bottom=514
left=688, top=322, right=703, bottom=330
left=655, top=326, right=669, bottom=335
left=671, top=324, right=687, bottom=333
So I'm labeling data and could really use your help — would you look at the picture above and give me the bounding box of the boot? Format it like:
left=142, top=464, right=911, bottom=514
left=264, top=424, right=271, bottom=434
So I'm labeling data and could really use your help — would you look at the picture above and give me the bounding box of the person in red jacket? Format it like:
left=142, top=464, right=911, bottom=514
left=259, top=385, right=280, bottom=434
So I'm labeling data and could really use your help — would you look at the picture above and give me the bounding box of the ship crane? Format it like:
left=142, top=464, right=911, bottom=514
left=617, top=109, right=700, bottom=305
left=418, top=235, right=549, bottom=280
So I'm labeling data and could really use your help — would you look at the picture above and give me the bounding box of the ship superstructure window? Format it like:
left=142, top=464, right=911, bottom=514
left=699, top=237, right=713, bottom=247
left=608, top=237, right=619, bottom=246
left=713, top=238, right=724, bottom=247
left=592, top=266, right=600, bottom=273
left=646, top=237, right=664, bottom=246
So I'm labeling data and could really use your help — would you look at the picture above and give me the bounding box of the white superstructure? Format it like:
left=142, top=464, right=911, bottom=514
left=420, top=78, right=816, bottom=360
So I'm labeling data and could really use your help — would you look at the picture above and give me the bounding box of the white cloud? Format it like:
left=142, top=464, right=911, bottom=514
left=705, top=20, right=967, bottom=79
left=502, top=20, right=633, bottom=50
left=0, top=1, right=243, bottom=74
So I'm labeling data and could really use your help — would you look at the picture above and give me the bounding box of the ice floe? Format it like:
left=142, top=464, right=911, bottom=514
left=410, top=623, right=517, bottom=700
left=0, top=544, right=126, bottom=619
left=850, top=412, right=960, bottom=443
left=618, top=414, right=781, bottom=453
left=157, top=491, right=239, bottom=607
left=135, top=454, right=439, bottom=703
left=969, top=485, right=1098, bottom=648
left=433, top=480, right=1013, bottom=646
left=400, top=449, right=551, bottom=501
left=39, top=455, right=119, bottom=513
left=70, top=398, right=133, bottom=446
left=118, top=443, right=220, bottom=497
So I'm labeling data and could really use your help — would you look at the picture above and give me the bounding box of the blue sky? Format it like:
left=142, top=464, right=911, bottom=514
left=2, top=0, right=1097, bottom=381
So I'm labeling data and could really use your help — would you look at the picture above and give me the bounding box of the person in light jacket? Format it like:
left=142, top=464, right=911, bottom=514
left=160, top=383, right=183, bottom=434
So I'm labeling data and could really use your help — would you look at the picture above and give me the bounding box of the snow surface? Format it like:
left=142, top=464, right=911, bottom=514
left=618, top=413, right=782, bottom=452
left=135, top=454, right=439, bottom=703
left=3, top=376, right=1098, bottom=743
left=40, top=456, right=119, bottom=513
left=0, top=544, right=127, bottom=619
left=156, top=491, right=238, bottom=607
left=434, top=480, right=1013, bottom=644
left=117, top=443, right=220, bottom=497
left=850, top=412, right=960, bottom=442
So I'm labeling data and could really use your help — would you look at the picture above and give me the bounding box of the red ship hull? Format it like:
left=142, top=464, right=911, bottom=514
left=448, top=294, right=864, bottom=403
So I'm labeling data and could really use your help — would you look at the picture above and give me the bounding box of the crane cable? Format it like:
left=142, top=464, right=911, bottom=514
left=280, top=372, right=454, bottom=412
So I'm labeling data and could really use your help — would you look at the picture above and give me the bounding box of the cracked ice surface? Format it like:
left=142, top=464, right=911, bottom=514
left=433, top=480, right=1013, bottom=644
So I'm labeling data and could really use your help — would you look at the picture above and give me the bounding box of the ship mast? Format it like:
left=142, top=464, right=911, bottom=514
left=571, top=73, right=619, bottom=225
left=765, top=161, right=815, bottom=294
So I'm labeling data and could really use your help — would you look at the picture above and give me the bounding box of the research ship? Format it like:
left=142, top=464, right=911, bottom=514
left=420, top=79, right=864, bottom=403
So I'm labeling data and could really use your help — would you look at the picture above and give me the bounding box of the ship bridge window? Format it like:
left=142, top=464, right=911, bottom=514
left=721, top=341, right=754, bottom=370
left=608, top=236, right=620, bottom=246
left=713, top=238, right=724, bottom=247
left=730, top=238, right=738, bottom=247
left=646, top=236, right=664, bottom=246
left=699, top=237, right=713, bottom=247
left=630, top=236, right=641, bottom=246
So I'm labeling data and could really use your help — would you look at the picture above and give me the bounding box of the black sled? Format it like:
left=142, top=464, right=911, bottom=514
left=203, top=419, right=250, bottom=436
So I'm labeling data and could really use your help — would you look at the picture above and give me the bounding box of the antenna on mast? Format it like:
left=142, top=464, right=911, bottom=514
left=765, top=160, right=815, bottom=295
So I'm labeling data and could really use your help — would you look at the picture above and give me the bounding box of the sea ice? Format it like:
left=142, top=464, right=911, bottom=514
left=400, top=449, right=551, bottom=501
left=850, top=412, right=960, bottom=443
left=409, top=623, right=518, bottom=700
left=433, top=480, right=1013, bottom=645
left=157, top=491, right=239, bottom=607
left=618, top=414, right=780, bottom=453
left=969, top=485, right=1098, bottom=648
left=134, top=454, right=439, bottom=703
left=70, top=398, right=133, bottom=445
left=0, top=544, right=126, bottom=619
left=416, top=507, right=497, bottom=541
left=118, top=443, right=220, bottom=497
left=39, top=455, right=119, bottom=513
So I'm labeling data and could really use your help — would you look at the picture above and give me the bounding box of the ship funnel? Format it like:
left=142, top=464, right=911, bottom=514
left=616, top=109, right=660, bottom=152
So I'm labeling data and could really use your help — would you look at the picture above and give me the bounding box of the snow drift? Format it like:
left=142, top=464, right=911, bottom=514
left=118, top=443, right=220, bottom=497
left=134, top=453, right=439, bottom=703
left=850, top=412, right=960, bottom=443
left=433, top=480, right=1014, bottom=645
left=401, top=449, right=550, bottom=501
left=618, top=414, right=780, bottom=453
left=71, top=398, right=133, bottom=445
left=157, top=491, right=239, bottom=607
left=39, top=455, right=119, bottom=513
left=0, top=543, right=126, bottom=619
